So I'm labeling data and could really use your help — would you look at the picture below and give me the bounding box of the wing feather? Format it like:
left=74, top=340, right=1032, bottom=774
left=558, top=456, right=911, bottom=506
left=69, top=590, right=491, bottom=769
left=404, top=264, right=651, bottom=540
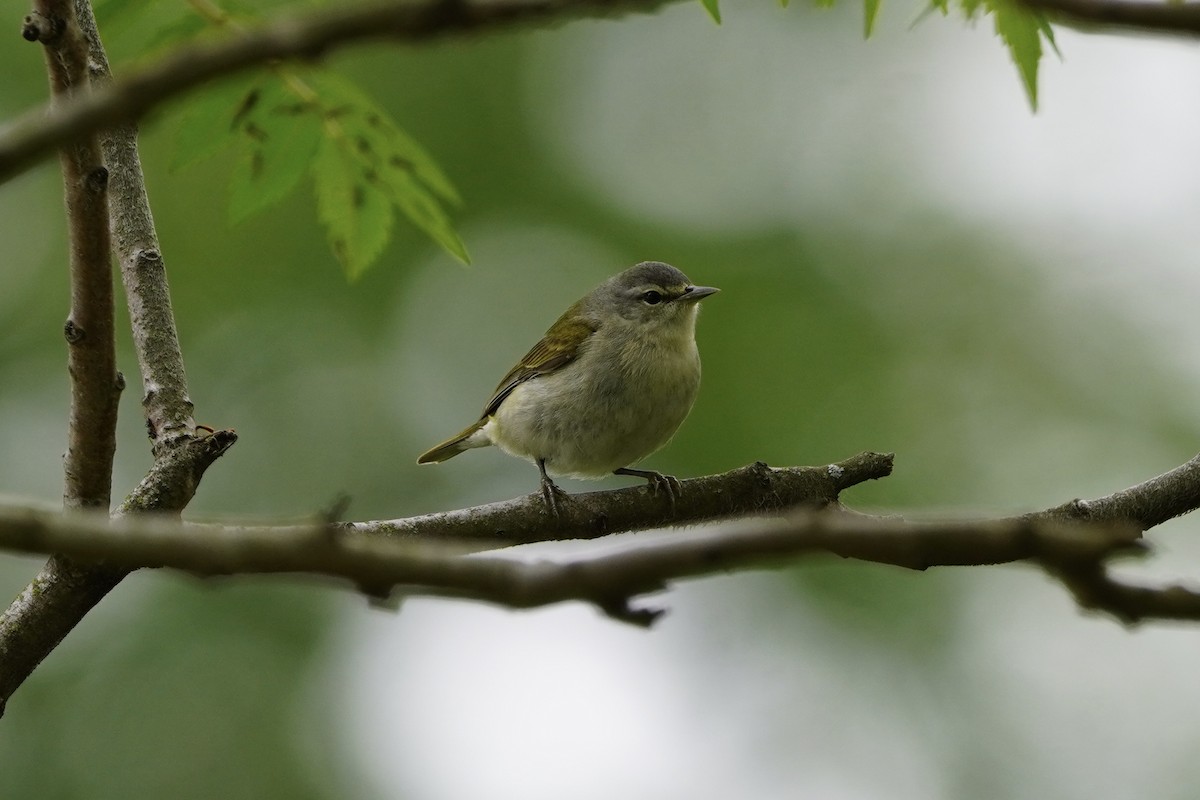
left=483, top=300, right=597, bottom=417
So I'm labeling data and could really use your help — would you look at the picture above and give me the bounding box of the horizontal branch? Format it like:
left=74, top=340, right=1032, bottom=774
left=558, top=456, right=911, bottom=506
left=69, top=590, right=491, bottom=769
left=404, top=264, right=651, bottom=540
left=348, top=452, right=895, bottom=548
left=0, top=452, right=1197, bottom=626
left=1029, top=452, right=1200, bottom=530
left=0, top=502, right=1148, bottom=626
left=1020, top=0, right=1200, bottom=37
left=0, top=0, right=684, bottom=184
left=0, top=429, right=236, bottom=716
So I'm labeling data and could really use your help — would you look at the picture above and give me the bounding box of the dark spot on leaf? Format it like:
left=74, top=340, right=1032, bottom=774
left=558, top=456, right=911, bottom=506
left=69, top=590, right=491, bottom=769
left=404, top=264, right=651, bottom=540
left=389, top=154, right=414, bottom=173
left=366, top=113, right=382, bottom=128
left=244, top=122, right=268, bottom=142
left=324, top=104, right=352, bottom=119
left=232, top=89, right=261, bottom=128
left=355, top=136, right=371, bottom=155
left=250, top=150, right=264, bottom=178
left=352, top=185, right=365, bottom=209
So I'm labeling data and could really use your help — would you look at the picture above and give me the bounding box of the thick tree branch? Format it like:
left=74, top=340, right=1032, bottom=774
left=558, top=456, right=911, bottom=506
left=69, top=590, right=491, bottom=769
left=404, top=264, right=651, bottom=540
left=1020, top=0, right=1200, bottom=37
left=0, top=0, right=685, bottom=185
left=115, top=430, right=239, bottom=516
left=0, top=503, right=1147, bottom=627
left=0, top=0, right=123, bottom=722
left=0, top=431, right=235, bottom=717
left=33, top=0, right=121, bottom=510
left=73, top=0, right=196, bottom=448
left=350, top=452, right=896, bottom=549
left=0, top=452, right=1196, bottom=629
left=0, top=1, right=236, bottom=717
left=0, top=453, right=879, bottom=686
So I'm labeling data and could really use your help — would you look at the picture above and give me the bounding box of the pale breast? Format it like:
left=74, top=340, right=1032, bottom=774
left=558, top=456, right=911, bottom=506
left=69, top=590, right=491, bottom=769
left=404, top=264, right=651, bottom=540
left=487, top=325, right=702, bottom=478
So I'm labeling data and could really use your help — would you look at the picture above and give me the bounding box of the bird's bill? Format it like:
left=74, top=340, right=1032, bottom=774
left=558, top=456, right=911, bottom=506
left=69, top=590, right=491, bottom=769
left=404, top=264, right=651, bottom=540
left=680, top=285, right=719, bottom=302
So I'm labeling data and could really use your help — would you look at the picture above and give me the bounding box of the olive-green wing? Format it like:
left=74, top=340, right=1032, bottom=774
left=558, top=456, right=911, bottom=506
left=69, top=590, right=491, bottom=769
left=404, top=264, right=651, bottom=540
left=483, top=301, right=597, bottom=417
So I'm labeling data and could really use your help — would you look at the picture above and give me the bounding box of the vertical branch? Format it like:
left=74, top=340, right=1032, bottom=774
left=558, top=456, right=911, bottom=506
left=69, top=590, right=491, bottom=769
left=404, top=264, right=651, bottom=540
left=0, top=0, right=235, bottom=716
left=0, top=0, right=123, bottom=719
left=75, top=0, right=197, bottom=449
left=34, top=0, right=122, bottom=509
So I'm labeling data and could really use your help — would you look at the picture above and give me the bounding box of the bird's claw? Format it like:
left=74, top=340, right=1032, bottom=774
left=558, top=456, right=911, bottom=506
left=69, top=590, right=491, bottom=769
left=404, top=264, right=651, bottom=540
left=615, top=467, right=681, bottom=514
left=537, top=457, right=569, bottom=518
left=540, top=479, right=570, bottom=517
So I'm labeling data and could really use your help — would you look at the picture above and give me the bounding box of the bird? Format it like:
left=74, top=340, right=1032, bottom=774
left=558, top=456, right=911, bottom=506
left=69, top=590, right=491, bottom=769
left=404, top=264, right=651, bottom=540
left=417, top=261, right=718, bottom=514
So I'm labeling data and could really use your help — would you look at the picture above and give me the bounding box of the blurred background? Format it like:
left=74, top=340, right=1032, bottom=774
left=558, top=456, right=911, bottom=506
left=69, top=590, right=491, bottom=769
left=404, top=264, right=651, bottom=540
left=3, top=1, right=1200, bottom=797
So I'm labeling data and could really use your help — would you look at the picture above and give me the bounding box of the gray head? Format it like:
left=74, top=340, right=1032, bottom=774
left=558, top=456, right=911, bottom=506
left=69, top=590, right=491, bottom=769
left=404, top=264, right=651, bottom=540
left=591, top=261, right=719, bottom=328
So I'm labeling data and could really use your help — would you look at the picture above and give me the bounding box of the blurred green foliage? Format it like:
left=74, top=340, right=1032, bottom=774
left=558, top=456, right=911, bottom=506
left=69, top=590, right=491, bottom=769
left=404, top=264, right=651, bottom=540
left=101, top=0, right=468, bottom=277
left=97, top=0, right=1055, bottom=279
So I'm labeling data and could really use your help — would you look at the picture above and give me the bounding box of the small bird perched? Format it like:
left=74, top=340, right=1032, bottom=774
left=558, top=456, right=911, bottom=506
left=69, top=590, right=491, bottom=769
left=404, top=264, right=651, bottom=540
left=417, top=261, right=718, bottom=513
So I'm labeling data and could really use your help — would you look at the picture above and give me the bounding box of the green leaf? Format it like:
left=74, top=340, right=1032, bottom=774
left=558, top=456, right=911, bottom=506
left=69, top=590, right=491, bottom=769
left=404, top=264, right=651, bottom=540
left=94, top=0, right=205, bottom=64
left=699, top=0, right=721, bottom=22
left=864, top=0, right=882, bottom=36
left=379, top=170, right=471, bottom=265
left=173, top=66, right=466, bottom=273
left=104, top=0, right=466, bottom=272
left=312, top=137, right=396, bottom=281
left=307, top=72, right=468, bottom=267
left=910, top=1, right=946, bottom=30
left=779, top=0, right=790, bottom=7
left=992, top=0, right=1046, bottom=110
left=172, top=75, right=261, bottom=170
left=310, top=73, right=461, bottom=206
left=1038, top=15, right=1062, bottom=58
left=227, top=80, right=323, bottom=224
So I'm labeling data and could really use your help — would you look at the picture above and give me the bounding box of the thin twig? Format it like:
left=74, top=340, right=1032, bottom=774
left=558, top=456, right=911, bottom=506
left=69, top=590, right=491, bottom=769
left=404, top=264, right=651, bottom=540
left=0, top=0, right=686, bottom=185
left=1029, top=452, right=1200, bottom=530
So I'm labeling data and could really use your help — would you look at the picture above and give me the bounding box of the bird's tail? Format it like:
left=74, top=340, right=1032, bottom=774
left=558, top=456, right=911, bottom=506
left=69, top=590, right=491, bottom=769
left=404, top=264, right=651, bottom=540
left=416, top=419, right=489, bottom=464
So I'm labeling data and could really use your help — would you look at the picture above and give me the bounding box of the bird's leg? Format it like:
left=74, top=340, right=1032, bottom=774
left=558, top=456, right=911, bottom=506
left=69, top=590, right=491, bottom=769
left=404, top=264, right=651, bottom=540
left=614, top=467, right=681, bottom=512
left=537, top=458, right=569, bottom=517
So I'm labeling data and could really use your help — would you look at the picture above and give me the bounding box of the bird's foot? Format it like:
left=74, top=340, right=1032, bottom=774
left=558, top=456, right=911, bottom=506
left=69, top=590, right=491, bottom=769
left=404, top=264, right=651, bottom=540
left=614, top=467, right=681, bottom=513
left=541, top=479, right=570, bottom=517
left=538, top=458, right=570, bottom=517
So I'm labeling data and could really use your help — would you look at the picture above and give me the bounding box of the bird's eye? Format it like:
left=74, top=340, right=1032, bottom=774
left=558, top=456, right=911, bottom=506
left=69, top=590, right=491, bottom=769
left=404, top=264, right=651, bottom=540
left=641, top=290, right=663, bottom=305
